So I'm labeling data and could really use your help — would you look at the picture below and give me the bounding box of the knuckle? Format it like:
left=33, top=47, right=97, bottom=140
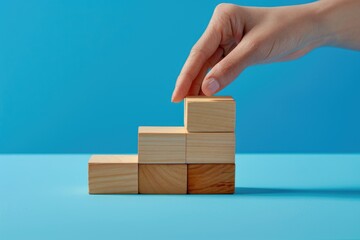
left=190, top=47, right=208, bottom=61
left=242, top=38, right=261, bottom=52
left=214, top=3, right=234, bottom=15
left=180, top=71, right=197, bottom=82
left=212, top=3, right=240, bottom=33
left=213, top=3, right=239, bottom=19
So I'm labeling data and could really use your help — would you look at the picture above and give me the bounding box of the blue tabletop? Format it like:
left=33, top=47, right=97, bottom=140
left=1, top=154, right=360, bottom=239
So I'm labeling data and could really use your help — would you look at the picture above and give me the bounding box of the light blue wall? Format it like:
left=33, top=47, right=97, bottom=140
left=1, top=0, right=359, bottom=153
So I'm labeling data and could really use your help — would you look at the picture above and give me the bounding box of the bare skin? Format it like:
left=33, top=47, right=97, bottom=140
left=171, top=0, right=360, bottom=102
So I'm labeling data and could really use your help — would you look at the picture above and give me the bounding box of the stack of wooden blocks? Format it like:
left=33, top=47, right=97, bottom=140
left=88, top=96, right=236, bottom=194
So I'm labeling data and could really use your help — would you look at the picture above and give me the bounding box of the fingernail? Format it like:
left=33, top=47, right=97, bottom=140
left=205, top=78, right=220, bottom=94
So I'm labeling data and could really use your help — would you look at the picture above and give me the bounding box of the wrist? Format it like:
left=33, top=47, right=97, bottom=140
left=299, top=1, right=334, bottom=48
left=284, top=1, right=332, bottom=50
left=313, top=0, right=340, bottom=46
left=313, top=0, right=360, bottom=49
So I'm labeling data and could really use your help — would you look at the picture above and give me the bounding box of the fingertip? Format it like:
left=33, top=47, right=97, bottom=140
left=171, top=91, right=183, bottom=103
left=171, top=92, right=177, bottom=103
left=171, top=80, right=190, bottom=103
left=172, top=98, right=183, bottom=103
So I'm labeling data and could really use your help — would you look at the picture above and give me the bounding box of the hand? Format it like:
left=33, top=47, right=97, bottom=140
left=171, top=1, right=360, bottom=102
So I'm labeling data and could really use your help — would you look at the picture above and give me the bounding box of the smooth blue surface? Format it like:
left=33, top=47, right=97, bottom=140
left=1, top=154, right=360, bottom=239
left=0, top=0, right=360, bottom=153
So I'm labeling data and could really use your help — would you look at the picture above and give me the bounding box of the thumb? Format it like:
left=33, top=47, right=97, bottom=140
left=201, top=38, right=259, bottom=96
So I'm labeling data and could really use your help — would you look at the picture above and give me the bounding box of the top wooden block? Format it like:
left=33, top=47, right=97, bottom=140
left=185, top=96, right=235, bottom=132
left=89, top=155, right=138, bottom=164
left=138, top=127, right=186, bottom=134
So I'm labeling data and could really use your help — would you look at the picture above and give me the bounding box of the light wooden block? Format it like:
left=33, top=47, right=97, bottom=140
left=88, top=155, right=138, bottom=194
left=138, top=126, right=186, bottom=164
left=139, top=164, right=187, bottom=194
left=185, top=96, right=235, bottom=132
left=188, top=164, right=235, bottom=194
left=186, top=132, right=235, bottom=163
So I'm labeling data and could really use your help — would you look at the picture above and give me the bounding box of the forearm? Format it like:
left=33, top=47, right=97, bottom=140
left=316, top=0, right=360, bottom=50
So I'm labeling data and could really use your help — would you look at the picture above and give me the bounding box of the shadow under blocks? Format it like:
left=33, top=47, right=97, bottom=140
left=88, top=96, right=236, bottom=194
left=235, top=187, right=360, bottom=199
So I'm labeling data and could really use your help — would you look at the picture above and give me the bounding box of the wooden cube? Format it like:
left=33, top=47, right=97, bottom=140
left=138, top=127, right=186, bottom=164
left=88, top=155, right=138, bottom=194
left=188, top=164, right=235, bottom=194
left=186, top=132, right=235, bottom=163
left=185, top=96, right=235, bottom=132
left=139, top=164, right=187, bottom=194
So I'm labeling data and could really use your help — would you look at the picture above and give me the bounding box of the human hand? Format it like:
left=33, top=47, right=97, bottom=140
left=171, top=1, right=360, bottom=102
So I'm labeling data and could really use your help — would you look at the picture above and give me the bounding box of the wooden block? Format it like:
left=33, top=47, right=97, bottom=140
left=188, top=164, right=235, bottom=194
left=186, top=132, right=235, bottom=163
left=138, top=127, right=186, bottom=164
left=185, top=96, right=235, bottom=132
left=88, top=155, right=138, bottom=194
left=139, top=164, right=187, bottom=194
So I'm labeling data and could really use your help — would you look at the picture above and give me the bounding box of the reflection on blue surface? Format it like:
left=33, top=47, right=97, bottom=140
left=1, top=154, right=360, bottom=239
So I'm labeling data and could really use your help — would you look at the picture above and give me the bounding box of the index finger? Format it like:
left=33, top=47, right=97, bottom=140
left=171, top=19, right=221, bottom=102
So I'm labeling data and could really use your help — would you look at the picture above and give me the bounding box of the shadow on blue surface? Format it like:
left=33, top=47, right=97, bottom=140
left=89, top=187, right=360, bottom=199
left=235, top=187, right=360, bottom=199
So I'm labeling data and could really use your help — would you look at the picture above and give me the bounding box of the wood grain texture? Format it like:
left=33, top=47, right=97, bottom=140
left=139, top=164, right=187, bottom=194
left=138, top=126, right=186, bottom=164
left=185, top=96, right=235, bottom=132
left=188, top=164, right=235, bottom=194
left=88, top=155, right=138, bottom=194
left=186, top=96, right=234, bottom=102
left=139, top=126, right=186, bottom=134
left=186, top=132, right=235, bottom=163
left=89, top=154, right=138, bottom=164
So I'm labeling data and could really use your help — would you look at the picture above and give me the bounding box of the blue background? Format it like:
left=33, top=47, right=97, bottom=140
left=1, top=0, right=359, bottom=153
